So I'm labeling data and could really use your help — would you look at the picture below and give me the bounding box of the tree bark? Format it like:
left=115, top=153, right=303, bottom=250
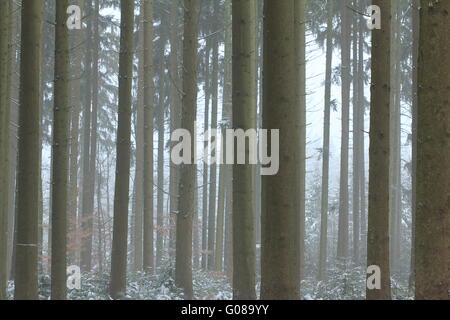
left=415, top=0, right=450, bottom=300
left=232, top=0, right=257, bottom=300
left=175, top=0, right=200, bottom=300
left=0, top=0, right=12, bottom=300
left=168, top=0, right=181, bottom=261
left=366, top=0, right=391, bottom=300
left=143, top=0, right=155, bottom=274
left=337, top=0, right=350, bottom=265
left=261, top=0, right=300, bottom=300
left=50, top=0, right=70, bottom=300
left=14, top=0, right=43, bottom=300
left=318, top=0, right=334, bottom=281
left=109, top=0, right=134, bottom=299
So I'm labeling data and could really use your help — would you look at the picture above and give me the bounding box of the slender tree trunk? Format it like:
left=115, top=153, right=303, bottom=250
left=366, top=0, right=391, bottom=300
left=168, top=0, right=181, bottom=261
left=352, top=10, right=360, bottom=266
left=50, top=0, right=70, bottom=300
left=97, top=158, right=103, bottom=274
left=232, top=0, right=257, bottom=300
left=207, top=1, right=220, bottom=271
left=14, top=0, right=43, bottom=300
left=261, top=0, right=300, bottom=300
left=109, top=0, right=134, bottom=299
left=409, top=0, right=419, bottom=292
left=68, top=0, right=84, bottom=265
left=0, top=0, right=12, bottom=300
left=175, top=0, right=200, bottom=300
left=156, top=25, right=167, bottom=268
left=296, top=0, right=307, bottom=284
left=133, top=10, right=144, bottom=272
left=142, top=0, right=155, bottom=274
left=389, top=0, right=401, bottom=274
left=318, top=0, right=333, bottom=282
left=337, top=0, right=350, bottom=266
left=201, top=41, right=211, bottom=270
left=358, top=8, right=367, bottom=262
left=415, top=0, right=450, bottom=300
left=87, top=0, right=100, bottom=272
left=7, top=2, right=20, bottom=281
left=80, top=0, right=93, bottom=272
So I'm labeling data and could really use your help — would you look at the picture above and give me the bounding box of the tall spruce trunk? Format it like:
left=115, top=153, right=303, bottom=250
left=232, top=0, right=257, bottom=300
left=175, top=0, right=200, bottom=299
left=14, top=0, right=43, bottom=300
left=318, top=0, right=334, bottom=281
left=357, top=8, right=367, bottom=262
left=337, top=0, right=351, bottom=265
left=0, top=0, right=12, bottom=300
left=296, top=0, right=307, bottom=284
left=207, top=1, right=220, bottom=270
left=168, top=0, right=181, bottom=260
left=80, top=0, right=93, bottom=272
left=50, top=0, right=70, bottom=300
left=156, top=27, right=167, bottom=269
left=409, top=0, right=419, bottom=292
left=261, top=0, right=300, bottom=300
left=415, top=0, right=450, bottom=300
left=68, top=0, right=85, bottom=265
left=366, top=0, right=391, bottom=300
left=87, top=0, right=100, bottom=271
left=143, top=0, right=155, bottom=274
left=352, top=9, right=360, bottom=266
left=109, top=0, right=134, bottom=299
left=133, top=9, right=145, bottom=272
left=201, top=41, right=211, bottom=270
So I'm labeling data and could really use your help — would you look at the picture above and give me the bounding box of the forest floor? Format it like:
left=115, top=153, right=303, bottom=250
left=6, top=265, right=413, bottom=300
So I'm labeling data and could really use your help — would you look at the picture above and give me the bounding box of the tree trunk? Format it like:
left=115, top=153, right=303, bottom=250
left=175, top=0, right=200, bottom=300
left=50, top=0, right=70, bottom=300
left=389, top=0, right=401, bottom=274
left=261, top=0, right=300, bottom=300
left=295, top=0, right=307, bottom=284
left=201, top=40, right=211, bottom=270
left=68, top=0, right=84, bottom=266
left=156, top=31, right=166, bottom=270
left=408, top=0, right=419, bottom=292
left=14, top=0, right=43, bottom=300
left=0, top=0, right=12, bottom=300
left=142, top=0, right=155, bottom=274
left=357, top=7, right=367, bottom=263
left=168, top=0, right=181, bottom=261
left=133, top=9, right=144, bottom=272
left=80, top=0, right=93, bottom=272
left=352, top=8, right=360, bottom=266
left=87, top=0, right=100, bottom=272
left=337, top=0, right=350, bottom=266
left=232, top=0, right=257, bottom=300
left=366, top=0, right=391, bottom=300
left=207, top=0, right=220, bottom=271
left=109, top=0, right=134, bottom=299
left=318, top=0, right=333, bottom=281
left=415, top=0, right=450, bottom=300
